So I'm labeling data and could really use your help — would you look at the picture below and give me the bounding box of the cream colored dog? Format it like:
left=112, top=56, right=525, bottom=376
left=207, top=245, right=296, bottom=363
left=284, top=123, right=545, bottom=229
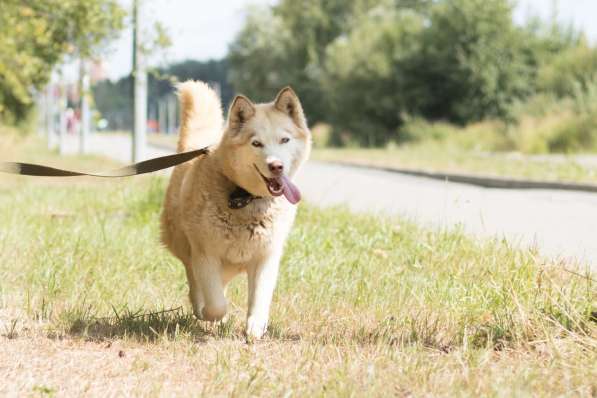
left=161, top=81, right=311, bottom=339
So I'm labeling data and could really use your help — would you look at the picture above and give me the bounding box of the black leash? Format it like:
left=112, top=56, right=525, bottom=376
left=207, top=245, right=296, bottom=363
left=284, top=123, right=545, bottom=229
left=0, top=148, right=209, bottom=178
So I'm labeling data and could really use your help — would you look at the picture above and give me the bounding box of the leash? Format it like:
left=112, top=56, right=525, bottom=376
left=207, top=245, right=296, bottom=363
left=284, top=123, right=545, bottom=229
left=0, top=147, right=262, bottom=209
left=0, top=148, right=209, bottom=178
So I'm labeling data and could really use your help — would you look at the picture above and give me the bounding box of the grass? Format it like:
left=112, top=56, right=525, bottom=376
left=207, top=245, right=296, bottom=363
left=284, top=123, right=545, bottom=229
left=313, top=144, right=597, bottom=184
left=1, top=130, right=596, bottom=396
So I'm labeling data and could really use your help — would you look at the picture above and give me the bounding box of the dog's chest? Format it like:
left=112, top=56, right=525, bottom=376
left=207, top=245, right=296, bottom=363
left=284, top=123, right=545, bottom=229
left=206, top=205, right=278, bottom=264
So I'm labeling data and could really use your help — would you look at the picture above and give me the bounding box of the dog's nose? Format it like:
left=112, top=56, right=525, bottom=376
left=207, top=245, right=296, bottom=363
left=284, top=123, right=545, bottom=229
left=268, top=160, right=284, bottom=175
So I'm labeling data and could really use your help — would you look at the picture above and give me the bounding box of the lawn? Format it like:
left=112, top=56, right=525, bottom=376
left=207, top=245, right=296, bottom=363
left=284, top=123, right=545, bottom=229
left=0, top=131, right=595, bottom=396
left=313, top=146, right=597, bottom=185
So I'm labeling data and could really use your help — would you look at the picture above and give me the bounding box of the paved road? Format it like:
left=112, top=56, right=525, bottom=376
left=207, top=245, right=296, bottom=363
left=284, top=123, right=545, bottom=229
left=64, top=133, right=597, bottom=270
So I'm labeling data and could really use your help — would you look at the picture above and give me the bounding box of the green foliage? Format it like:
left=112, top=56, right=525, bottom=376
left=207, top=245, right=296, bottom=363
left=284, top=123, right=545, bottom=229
left=93, top=77, right=133, bottom=130
left=323, top=3, right=425, bottom=145
left=409, top=0, right=533, bottom=123
left=93, top=59, right=232, bottom=130
left=395, top=84, right=597, bottom=155
left=150, top=59, right=234, bottom=108
left=228, top=1, right=355, bottom=122
left=398, top=117, right=512, bottom=151
left=229, top=0, right=594, bottom=148
left=321, top=0, right=541, bottom=143
left=546, top=111, right=597, bottom=153
left=0, top=0, right=125, bottom=122
left=227, top=7, right=293, bottom=103
left=537, top=42, right=597, bottom=98
left=509, top=83, right=597, bottom=153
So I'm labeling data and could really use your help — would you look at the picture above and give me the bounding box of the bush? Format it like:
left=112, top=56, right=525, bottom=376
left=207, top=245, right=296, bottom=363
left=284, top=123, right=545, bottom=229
left=311, top=123, right=333, bottom=148
left=397, top=118, right=512, bottom=152
left=508, top=81, right=597, bottom=153
left=538, top=42, right=597, bottom=98
left=323, top=5, right=425, bottom=146
left=547, top=112, right=597, bottom=152
left=512, top=110, right=597, bottom=154
left=398, top=118, right=458, bottom=143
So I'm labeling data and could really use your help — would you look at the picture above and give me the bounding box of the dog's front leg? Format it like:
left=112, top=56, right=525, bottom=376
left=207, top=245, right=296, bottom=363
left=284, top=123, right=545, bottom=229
left=246, top=248, right=282, bottom=340
left=189, top=249, right=227, bottom=322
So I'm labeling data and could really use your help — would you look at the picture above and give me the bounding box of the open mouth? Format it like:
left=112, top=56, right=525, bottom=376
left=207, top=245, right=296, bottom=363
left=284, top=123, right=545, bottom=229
left=254, top=164, right=284, bottom=196
left=253, top=164, right=301, bottom=204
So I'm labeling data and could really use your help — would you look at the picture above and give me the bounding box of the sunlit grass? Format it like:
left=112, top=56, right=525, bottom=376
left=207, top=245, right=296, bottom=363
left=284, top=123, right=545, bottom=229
left=0, top=130, right=595, bottom=396
left=313, top=145, right=597, bottom=184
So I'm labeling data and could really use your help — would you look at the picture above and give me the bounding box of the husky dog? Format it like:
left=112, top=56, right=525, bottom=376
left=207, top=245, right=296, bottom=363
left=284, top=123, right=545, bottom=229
left=160, top=81, right=311, bottom=339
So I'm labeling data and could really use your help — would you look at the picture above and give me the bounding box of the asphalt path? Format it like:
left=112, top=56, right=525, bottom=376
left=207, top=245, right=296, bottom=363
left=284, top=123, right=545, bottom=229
left=63, top=133, right=597, bottom=271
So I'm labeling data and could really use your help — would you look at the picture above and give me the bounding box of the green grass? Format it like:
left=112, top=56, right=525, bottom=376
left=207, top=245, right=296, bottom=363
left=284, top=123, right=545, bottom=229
left=313, top=145, right=597, bottom=184
left=0, top=132, right=596, bottom=396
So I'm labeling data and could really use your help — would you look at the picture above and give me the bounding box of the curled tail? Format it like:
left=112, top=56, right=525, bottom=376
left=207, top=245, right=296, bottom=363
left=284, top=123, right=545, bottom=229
left=176, top=80, right=223, bottom=153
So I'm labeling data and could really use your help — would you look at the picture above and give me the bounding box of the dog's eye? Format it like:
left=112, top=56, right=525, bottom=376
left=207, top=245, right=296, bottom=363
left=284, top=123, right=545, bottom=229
left=280, top=137, right=290, bottom=144
left=251, top=140, right=264, bottom=148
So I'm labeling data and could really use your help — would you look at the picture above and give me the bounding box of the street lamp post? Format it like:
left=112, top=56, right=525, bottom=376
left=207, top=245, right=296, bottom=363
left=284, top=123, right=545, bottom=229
left=132, top=0, right=147, bottom=162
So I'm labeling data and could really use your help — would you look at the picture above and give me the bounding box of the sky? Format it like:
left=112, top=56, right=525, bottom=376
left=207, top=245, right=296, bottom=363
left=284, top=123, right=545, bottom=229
left=98, top=0, right=597, bottom=81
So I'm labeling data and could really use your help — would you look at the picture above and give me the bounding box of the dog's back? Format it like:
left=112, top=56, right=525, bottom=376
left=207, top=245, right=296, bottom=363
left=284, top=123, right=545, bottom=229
left=160, top=81, right=223, bottom=265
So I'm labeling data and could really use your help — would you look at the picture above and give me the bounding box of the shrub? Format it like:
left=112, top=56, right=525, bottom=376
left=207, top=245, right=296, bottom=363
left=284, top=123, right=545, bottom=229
left=509, top=81, right=597, bottom=153
left=538, top=42, right=597, bottom=98
left=311, top=123, right=333, bottom=148
left=397, top=118, right=458, bottom=143
left=397, top=118, right=512, bottom=151
left=547, top=112, right=597, bottom=153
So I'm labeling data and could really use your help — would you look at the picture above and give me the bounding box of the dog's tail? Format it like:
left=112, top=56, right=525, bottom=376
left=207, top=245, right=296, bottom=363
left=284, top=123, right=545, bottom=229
left=176, top=80, right=223, bottom=153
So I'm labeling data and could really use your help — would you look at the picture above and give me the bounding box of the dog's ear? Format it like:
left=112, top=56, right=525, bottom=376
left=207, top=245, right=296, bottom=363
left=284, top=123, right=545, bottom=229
left=274, top=87, right=307, bottom=129
left=228, top=95, right=256, bottom=131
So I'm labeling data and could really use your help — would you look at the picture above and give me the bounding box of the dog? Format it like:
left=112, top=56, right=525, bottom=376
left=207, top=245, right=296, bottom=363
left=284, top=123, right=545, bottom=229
left=160, top=81, right=311, bottom=339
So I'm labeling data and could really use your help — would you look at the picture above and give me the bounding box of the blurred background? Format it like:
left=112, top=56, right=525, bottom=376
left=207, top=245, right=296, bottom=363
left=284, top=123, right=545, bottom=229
left=2, top=0, right=597, bottom=163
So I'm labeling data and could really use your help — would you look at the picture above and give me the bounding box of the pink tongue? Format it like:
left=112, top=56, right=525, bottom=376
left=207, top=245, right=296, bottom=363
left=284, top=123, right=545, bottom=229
left=280, top=175, right=301, bottom=204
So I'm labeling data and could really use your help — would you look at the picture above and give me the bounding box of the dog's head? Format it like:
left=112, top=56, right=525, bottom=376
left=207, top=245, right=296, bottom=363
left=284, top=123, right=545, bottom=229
left=218, top=87, right=311, bottom=203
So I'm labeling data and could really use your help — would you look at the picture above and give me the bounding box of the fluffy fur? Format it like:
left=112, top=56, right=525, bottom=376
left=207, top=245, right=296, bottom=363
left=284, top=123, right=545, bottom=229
left=161, top=81, right=311, bottom=339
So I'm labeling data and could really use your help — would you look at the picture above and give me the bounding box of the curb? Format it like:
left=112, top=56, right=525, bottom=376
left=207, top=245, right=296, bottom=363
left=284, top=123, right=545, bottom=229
left=323, top=161, right=597, bottom=194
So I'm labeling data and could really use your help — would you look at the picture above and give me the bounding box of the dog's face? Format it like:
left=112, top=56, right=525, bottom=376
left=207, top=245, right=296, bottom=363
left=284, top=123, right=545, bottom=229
left=219, top=87, right=311, bottom=203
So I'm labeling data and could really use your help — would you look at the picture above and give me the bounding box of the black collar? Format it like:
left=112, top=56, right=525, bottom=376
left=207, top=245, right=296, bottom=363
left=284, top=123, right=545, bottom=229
left=228, top=186, right=261, bottom=209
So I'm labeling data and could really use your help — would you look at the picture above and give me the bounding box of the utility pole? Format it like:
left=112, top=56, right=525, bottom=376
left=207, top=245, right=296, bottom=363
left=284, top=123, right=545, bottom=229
left=167, top=94, right=176, bottom=135
left=158, top=97, right=166, bottom=134
left=58, top=82, right=67, bottom=155
left=79, top=59, right=91, bottom=154
left=132, top=0, right=147, bottom=162
left=36, top=91, right=45, bottom=136
left=46, top=84, right=56, bottom=150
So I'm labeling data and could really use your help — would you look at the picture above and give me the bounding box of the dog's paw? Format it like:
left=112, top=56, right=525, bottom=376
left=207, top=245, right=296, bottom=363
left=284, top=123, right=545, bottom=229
left=245, top=315, right=268, bottom=342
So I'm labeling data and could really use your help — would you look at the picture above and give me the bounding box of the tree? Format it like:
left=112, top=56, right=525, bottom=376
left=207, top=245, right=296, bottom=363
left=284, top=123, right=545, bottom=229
left=149, top=59, right=234, bottom=109
left=0, top=0, right=125, bottom=122
left=323, top=2, right=426, bottom=145
left=93, top=59, right=232, bottom=130
left=228, top=1, right=355, bottom=122
left=227, top=7, right=293, bottom=104
left=407, top=0, right=533, bottom=123
left=228, top=0, right=589, bottom=146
